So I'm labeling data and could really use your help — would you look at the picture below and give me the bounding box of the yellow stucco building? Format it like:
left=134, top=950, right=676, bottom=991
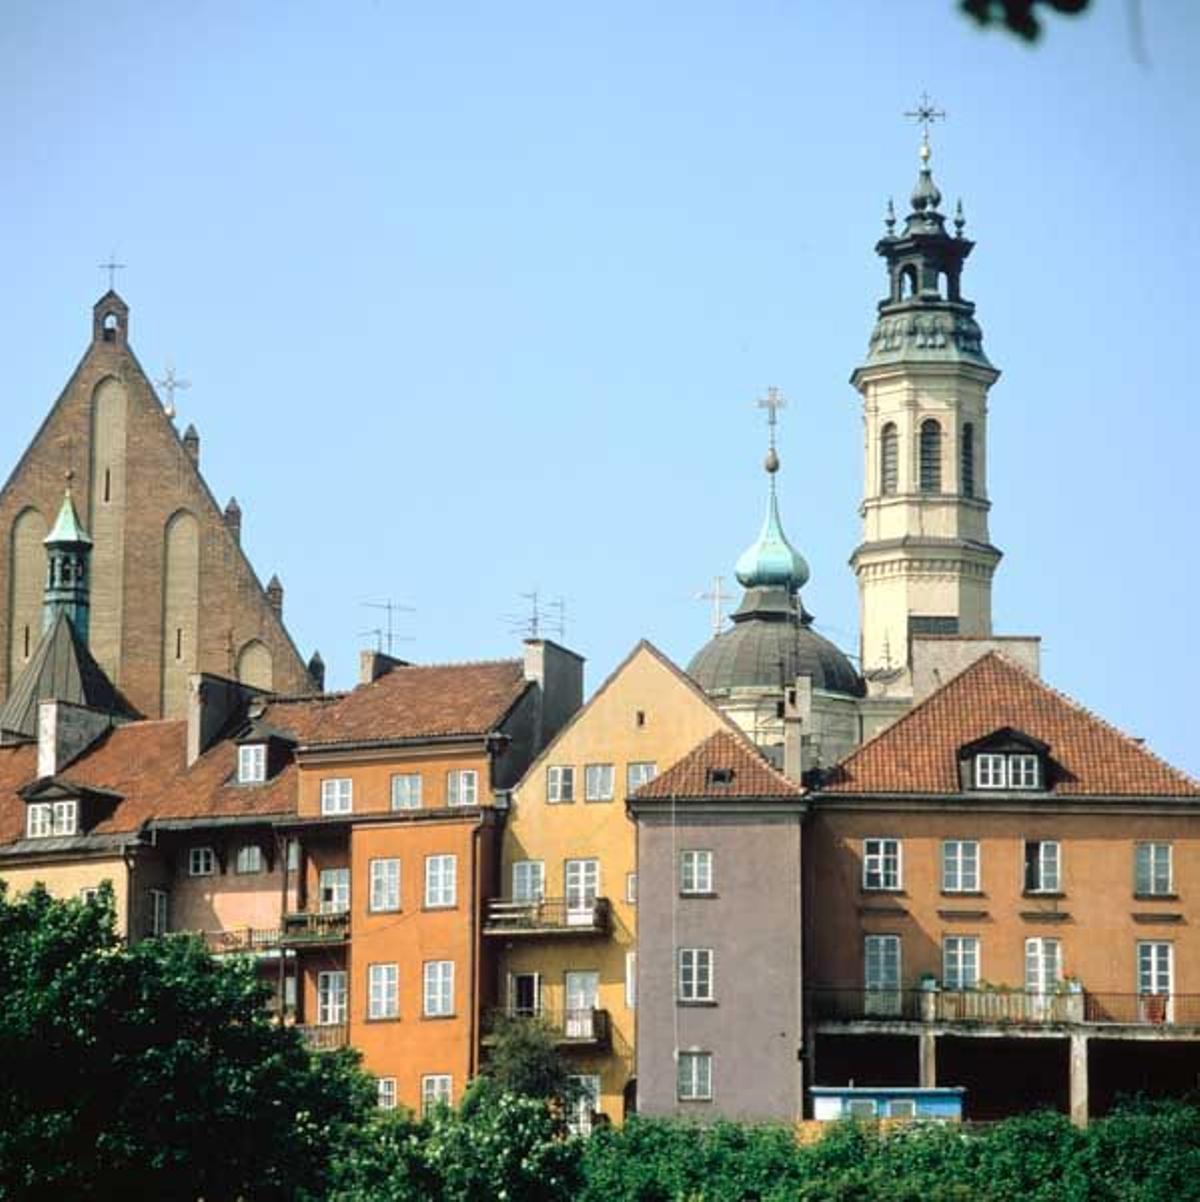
left=486, top=640, right=733, bottom=1125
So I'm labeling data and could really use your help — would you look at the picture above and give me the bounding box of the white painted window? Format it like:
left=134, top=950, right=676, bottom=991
left=565, top=971, right=599, bottom=1037
left=676, top=1053, right=712, bottom=1102
left=421, top=1074, right=452, bottom=1114
left=942, top=936, right=980, bottom=990
left=512, top=860, right=545, bottom=903
left=425, top=855, right=457, bottom=907
left=888, top=1099, right=917, bottom=1118
left=941, top=840, right=979, bottom=892
left=865, top=934, right=901, bottom=1015
left=863, top=838, right=901, bottom=890
left=286, top=839, right=300, bottom=871
left=1136, top=843, right=1172, bottom=896
left=377, top=1078, right=397, bottom=1110
left=585, top=763, right=614, bottom=801
left=626, top=950, right=637, bottom=1009
left=678, top=948, right=714, bottom=1002
left=569, top=1074, right=602, bottom=1132
left=564, top=858, right=599, bottom=923
left=1138, top=942, right=1173, bottom=1022
left=321, top=777, right=353, bottom=815
left=423, top=960, right=454, bottom=1016
left=235, top=844, right=263, bottom=874
left=680, top=849, right=713, bottom=894
left=368, top=963, right=399, bottom=1019
left=1009, top=754, right=1041, bottom=789
left=975, top=753, right=1007, bottom=788
left=508, top=972, right=541, bottom=1017
left=189, top=846, right=216, bottom=876
left=27, top=799, right=77, bottom=839
left=1025, top=937, right=1062, bottom=993
left=846, top=1098, right=877, bottom=1118
left=547, top=765, right=575, bottom=803
left=626, top=872, right=638, bottom=904
left=150, top=889, right=169, bottom=936
left=237, top=743, right=266, bottom=784
left=369, top=858, right=401, bottom=911
left=447, top=770, right=477, bottom=806
left=319, top=867, right=350, bottom=913
left=1024, top=840, right=1061, bottom=893
left=626, top=762, right=657, bottom=794
left=390, top=773, right=423, bottom=810
left=80, top=886, right=100, bottom=904
left=317, top=970, right=347, bottom=1025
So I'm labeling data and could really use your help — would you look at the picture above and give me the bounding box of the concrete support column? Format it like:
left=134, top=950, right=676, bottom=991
left=1069, top=1033, right=1089, bottom=1127
left=919, top=1031, right=937, bottom=1088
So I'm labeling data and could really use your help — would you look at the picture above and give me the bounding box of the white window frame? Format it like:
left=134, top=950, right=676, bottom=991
left=80, top=886, right=100, bottom=904
left=319, top=866, right=350, bottom=913
left=27, top=799, right=78, bottom=839
left=150, top=888, right=169, bottom=936
left=321, top=777, right=353, bottom=815
left=1009, top=753, right=1041, bottom=789
left=569, top=1074, right=602, bottom=1133
left=189, top=846, right=216, bottom=877
left=626, top=761, right=657, bottom=794
left=625, top=871, right=638, bottom=904
left=421, top=1074, right=452, bottom=1114
left=547, top=765, right=575, bottom=803
left=317, top=970, right=347, bottom=1025
left=941, top=840, right=979, bottom=892
left=511, top=860, right=545, bottom=903
left=1024, top=840, right=1061, bottom=893
left=864, top=934, right=901, bottom=1015
left=680, top=849, right=713, bottom=895
left=888, top=1099, right=917, bottom=1118
left=564, top=858, right=599, bottom=923
left=1138, top=941, right=1172, bottom=996
left=975, top=753, right=1007, bottom=789
left=377, top=1078, right=397, bottom=1110
left=447, top=769, right=478, bottom=807
left=423, top=960, right=454, bottom=1017
left=942, top=935, right=980, bottom=990
left=237, top=743, right=266, bottom=784
left=1136, top=842, right=1173, bottom=896
left=625, top=950, right=637, bottom=1009
left=390, top=772, right=423, bottom=810
left=368, top=962, right=399, bottom=1020
left=678, top=947, right=714, bottom=1002
left=847, top=1098, right=878, bottom=1118
left=369, top=858, right=401, bottom=912
left=425, top=854, right=457, bottom=908
left=235, top=844, right=263, bottom=874
left=1025, top=937, right=1062, bottom=994
left=676, top=1052, right=712, bottom=1102
left=863, top=838, right=901, bottom=891
left=584, top=763, right=614, bottom=802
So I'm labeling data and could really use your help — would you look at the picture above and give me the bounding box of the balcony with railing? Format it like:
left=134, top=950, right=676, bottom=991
left=482, top=897, right=611, bottom=937
left=811, top=988, right=1200, bottom=1031
left=481, top=1007, right=612, bottom=1050
left=297, top=1023, right=349, bottom=1051
left=197, top=927, right=283, bottom=955
left=281, top=910, right=350, bottom=947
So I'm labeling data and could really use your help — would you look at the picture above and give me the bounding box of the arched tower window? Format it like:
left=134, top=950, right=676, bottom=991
left=961, top=423, right=975, bottom=498
left=880, top=423, right=898, bottom=496
left=919, top=419, right=942, bottom=493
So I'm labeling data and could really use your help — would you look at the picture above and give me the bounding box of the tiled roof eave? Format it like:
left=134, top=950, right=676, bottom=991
left=146, top=812, right=293, bottom=831
left=630, top=794, right=808, bottom=815
left=297, top=731, right=498, bottom=754
left=811, top=790, right=1200, bottom=812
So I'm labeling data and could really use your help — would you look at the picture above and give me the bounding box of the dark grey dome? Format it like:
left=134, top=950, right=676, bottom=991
left=687, top=586, right=864, bottom=698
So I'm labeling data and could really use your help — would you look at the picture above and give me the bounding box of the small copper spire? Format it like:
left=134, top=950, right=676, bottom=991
left=885, top=198, right=896, bottom=235
left=954, top=199, right=966, bottom=237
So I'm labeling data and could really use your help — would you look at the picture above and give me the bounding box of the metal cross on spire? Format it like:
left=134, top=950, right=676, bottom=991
left=756, top=386, right=787, bottom=451
left=695, top=575, right=732, bottom=637
left=98, top=255, right=126, bottom=292
left=904, top=92, right=946, bottom=156
left=156, top=364, right=190, bottom=420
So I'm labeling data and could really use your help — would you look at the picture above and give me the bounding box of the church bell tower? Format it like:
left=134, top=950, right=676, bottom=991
left=850, top=117, right=1002, bottom=675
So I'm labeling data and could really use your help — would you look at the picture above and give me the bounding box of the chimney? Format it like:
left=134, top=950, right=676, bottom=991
left=266, top=574, right=283, bottom=616
left=187, top=673, right=263, bottom=767
left=358, top=649, right=411, bottom=685
left=223, top=497, right=241, bottom=543
left=523, top=639, right=585, bottom=751
left=37, top=700, right=113, bottom=779
left=182, top=424, right=200, bottom=465
left=783, top=675, right=813, bottom=782
left=308, top=650, right=326, bottom=692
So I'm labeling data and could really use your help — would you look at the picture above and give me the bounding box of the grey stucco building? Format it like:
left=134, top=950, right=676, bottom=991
left=628, top=729, right=807, bottom=1120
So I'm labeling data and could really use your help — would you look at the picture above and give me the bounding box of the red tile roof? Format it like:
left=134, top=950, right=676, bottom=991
left=632, top=730, right=803, bottom=801
left=297, top=660, right=529, bottom=746
left=824, top=653, right=1200, bottom=797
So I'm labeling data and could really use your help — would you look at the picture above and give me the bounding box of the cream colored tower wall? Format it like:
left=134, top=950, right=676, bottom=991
left=88, top=377, right=128, bottom=680
left=8, top=507, right=46, bottom=682
left=161, top=509, right=200, bottom=718
left=236, top=639, right=273, bottom=690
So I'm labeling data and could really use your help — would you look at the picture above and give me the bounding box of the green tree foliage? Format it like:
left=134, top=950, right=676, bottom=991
left=476, top=1013, right=583, bottom=1114
left=960, top=0, right=1092, bottom=43
left=0, top=882, right=374, bottom=1202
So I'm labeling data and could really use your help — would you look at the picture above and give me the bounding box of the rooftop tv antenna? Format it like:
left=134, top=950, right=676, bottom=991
left=503, top=589, right=566, bottom=641
left=360, top=599, right=415, bottom=656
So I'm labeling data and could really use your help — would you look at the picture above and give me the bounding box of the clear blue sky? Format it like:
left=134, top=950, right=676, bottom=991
left=3, top=2, right=1198, bottom=774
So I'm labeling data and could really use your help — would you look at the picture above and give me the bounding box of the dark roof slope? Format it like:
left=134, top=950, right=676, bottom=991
left=633, top=729, right=803, bottom=802
left=823, top=653, right=1199, bottom=798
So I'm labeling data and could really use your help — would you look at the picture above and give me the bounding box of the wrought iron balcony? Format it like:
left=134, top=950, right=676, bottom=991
left=482, top=897, right=611, bottom=937
left=281, top=910, right=350, bottom=946
left=481, top=1007, right=611, bottom=1050
left=297, top=1023, right=349, bottom=1051
left=197, top=927, right=282, bottom=955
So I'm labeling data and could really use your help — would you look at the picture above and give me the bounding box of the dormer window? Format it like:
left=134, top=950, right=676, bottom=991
left=706, top=767, right=734, bottom=786
left=974, top=752, right=1041, bottom=790
left=238, top=743, right=266, bottom=784
left=27, top=799, right=77, bottom=838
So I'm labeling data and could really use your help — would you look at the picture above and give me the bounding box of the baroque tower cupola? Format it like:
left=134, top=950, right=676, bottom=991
left=850, top=100, right=1003, bottom=678
left=42, top=474, right=93, bottom=642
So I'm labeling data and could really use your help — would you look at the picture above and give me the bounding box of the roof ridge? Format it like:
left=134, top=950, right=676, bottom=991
left=633, top=726, right=803, bottom=800
left=388, top=657, right=522, bottom=672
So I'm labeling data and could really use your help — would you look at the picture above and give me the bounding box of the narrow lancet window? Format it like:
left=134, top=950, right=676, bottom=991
left=880, top=423, right=898, bottom=496
left=961, top=423, right=975, bottom=498
left=920, top=419, right=942, bottom=493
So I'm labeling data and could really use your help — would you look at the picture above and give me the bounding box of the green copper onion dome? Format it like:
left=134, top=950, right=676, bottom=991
left=734, top=476, right=810, bottom=591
